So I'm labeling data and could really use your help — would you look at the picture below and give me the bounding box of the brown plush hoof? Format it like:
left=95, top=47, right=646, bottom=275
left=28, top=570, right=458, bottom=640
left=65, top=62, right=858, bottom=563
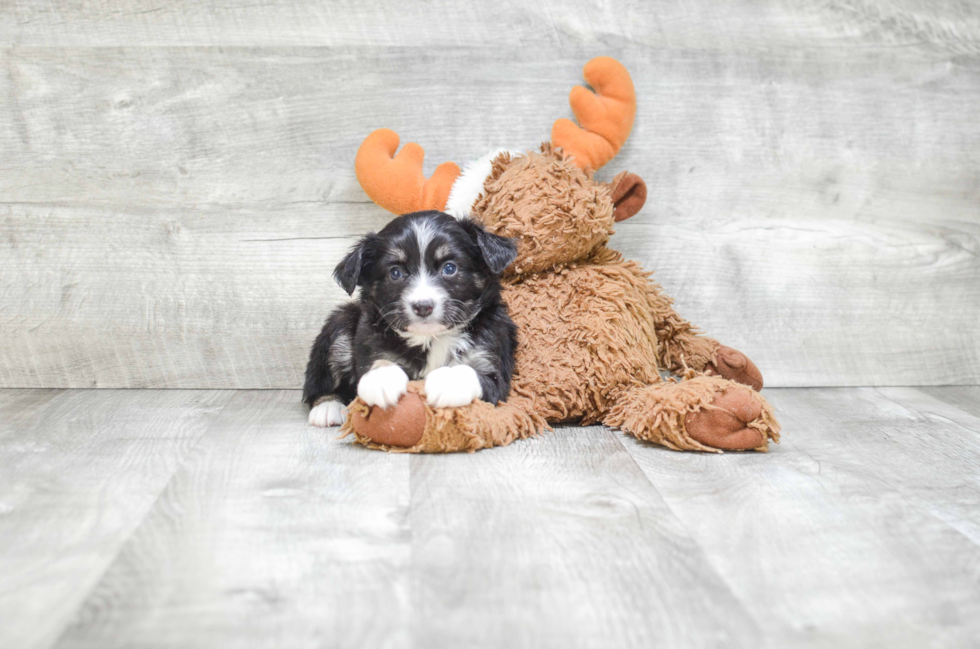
left=706, top=346, right=763, bottom=391
left=350, top=392, right=427, bottom=448
left=685, top=387, right=765, bottom=451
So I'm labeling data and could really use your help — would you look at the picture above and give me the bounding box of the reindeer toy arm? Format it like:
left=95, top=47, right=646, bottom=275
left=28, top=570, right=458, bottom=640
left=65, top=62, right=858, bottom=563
left=341, top=57, right=779, bottom=453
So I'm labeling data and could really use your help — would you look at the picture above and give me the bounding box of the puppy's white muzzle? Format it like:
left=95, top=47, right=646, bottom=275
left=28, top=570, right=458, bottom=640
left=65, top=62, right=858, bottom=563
left=403, top=272, right=448, bottom=335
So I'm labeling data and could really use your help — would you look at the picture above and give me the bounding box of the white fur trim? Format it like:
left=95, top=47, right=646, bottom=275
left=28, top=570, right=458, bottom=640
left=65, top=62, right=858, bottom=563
left=445, top=148, right=519, bottom=219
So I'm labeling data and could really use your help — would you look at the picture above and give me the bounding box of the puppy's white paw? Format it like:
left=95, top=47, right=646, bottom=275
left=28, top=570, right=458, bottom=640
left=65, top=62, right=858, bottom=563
left=358, top=364, right=409, bottom=409
left=308, top=400, right=347, bottom=427
left=425, top=365, right=483, bottom=408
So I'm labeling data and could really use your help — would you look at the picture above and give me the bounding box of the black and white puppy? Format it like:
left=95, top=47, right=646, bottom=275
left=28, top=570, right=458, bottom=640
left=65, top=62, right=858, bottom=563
left=303, top=211, right=519, bottom=427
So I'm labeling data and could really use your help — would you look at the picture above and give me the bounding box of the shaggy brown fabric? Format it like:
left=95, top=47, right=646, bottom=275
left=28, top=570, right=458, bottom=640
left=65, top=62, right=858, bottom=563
left=473, top=146, right=614, bottom=276
left=605, top=375, right=779, bottom=453
left=637, top=271, right=721, bottom=375
left=342, top=382, right=545, bottom=453
left=502, top=249, right=664, bottom=425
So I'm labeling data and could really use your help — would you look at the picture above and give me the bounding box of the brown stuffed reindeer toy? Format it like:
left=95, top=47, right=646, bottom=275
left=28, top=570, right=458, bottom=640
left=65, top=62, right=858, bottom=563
left=340, top=57, right=780, bottom=453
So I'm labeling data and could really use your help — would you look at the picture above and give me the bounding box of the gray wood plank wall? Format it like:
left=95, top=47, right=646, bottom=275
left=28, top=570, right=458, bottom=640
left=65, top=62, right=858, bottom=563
left=1, top=2, right=978, bottom=389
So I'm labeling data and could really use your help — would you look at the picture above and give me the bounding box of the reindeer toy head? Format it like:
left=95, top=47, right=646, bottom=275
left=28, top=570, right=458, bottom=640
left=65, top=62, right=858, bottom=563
left=342, top=57, right=780, bottom=454
left=356, top=58, right=648, bottom=274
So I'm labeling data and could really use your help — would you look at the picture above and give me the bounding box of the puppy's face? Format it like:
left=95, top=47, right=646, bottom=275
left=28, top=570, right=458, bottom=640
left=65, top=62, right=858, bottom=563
left=335, top=211, right=517, bottom=339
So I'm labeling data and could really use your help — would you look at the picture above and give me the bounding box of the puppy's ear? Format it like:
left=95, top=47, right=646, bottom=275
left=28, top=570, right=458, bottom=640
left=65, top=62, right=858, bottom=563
left=460, top=219, right=518, bottom=275
left=334, top=234, right=379, bottom=295
left=478, top=230, right=518, bottom=274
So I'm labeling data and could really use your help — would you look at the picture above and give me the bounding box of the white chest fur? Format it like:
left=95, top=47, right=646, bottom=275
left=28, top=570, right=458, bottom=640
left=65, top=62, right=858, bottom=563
left=402, top=330, right=472, bottom=379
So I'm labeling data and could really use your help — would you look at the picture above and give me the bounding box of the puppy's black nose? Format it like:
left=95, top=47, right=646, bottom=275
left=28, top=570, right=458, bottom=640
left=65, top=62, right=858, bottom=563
left=411, top=300, right=434, bottom=318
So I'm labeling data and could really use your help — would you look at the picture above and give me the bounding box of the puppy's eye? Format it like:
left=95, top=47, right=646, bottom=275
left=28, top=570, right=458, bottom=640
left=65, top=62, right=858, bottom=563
left=441, top=262, right=457, bottom=276
left=389, top=267, right=403, bottom=280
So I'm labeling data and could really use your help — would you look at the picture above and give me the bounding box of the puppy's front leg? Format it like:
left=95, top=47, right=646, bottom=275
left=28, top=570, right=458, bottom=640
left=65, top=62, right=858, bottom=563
left=424, top=365, right=483, bottom=408
left=357, top=360, right=409, bottom=409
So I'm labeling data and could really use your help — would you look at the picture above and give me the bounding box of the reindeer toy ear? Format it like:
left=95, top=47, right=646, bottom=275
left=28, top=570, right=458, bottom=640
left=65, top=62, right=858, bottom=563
left=355, top=129, right=461, bottom=214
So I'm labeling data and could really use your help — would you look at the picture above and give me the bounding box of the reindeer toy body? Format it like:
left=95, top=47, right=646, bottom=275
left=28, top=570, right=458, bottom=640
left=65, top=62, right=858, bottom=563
left=340, top=57, right=780, bottom=453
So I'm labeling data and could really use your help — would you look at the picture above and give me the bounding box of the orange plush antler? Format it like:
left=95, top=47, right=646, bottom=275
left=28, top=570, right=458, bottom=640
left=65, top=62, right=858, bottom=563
left=551, top=57, right=636, bottom=171
left=355, top=129, right=461, bottom=215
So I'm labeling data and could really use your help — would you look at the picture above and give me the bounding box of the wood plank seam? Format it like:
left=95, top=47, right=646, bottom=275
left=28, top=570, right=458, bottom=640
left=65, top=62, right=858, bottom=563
left=42, top=391, right=242, bottom=649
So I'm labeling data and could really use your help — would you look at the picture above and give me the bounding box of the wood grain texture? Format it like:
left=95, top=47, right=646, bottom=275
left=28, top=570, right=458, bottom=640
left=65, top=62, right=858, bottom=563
left=407, top=426, right=760, bottom=648
left=1, top=0, right=978, bottom=50
left=917, top=385, right=980, bottom=417
left=619, top=387, right=980, bottom=647
left=0, top=203, right=381, bottom=389
left=53, top=390, right=412, bottom=649
left=0, top=388, right=233, bottom=649
left=1, top=7, right=979, bottom=389
left=4, top=386, right=980, bottom=648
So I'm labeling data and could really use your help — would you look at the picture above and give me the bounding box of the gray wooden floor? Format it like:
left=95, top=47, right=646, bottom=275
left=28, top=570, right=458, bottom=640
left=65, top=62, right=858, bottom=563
left=1, top=387, right=979, bottom=649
